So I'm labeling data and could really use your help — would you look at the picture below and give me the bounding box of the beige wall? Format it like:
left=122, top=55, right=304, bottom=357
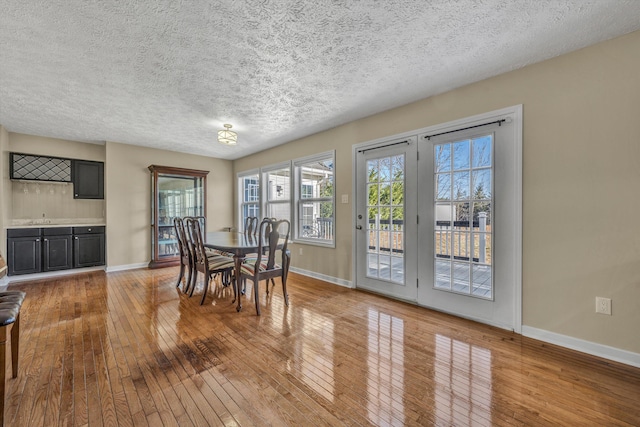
left=0, top=126, right=9, bottom=259
left=9, top=133, right=105, bottom=161
left=105, top=141, right=233, bottom=267
left=234, top=31, right=640, bottom=354
left=6, top=133, right=106, bottom=222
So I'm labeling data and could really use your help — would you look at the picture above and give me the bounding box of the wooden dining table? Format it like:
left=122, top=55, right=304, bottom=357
left=205, top=231, right=260, bottom=312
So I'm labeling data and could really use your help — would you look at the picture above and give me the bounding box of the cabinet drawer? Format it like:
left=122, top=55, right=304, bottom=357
left=7, top=228, right=41, bottom=238
left=43, top=227, right=73, bottom=236
left=72, top=226, right=105, bottom=235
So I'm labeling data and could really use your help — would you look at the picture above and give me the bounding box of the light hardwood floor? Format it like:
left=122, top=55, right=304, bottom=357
left=3, top=268, right=639, bottom=426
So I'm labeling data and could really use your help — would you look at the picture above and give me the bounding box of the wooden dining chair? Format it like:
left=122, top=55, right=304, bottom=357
left=240, top=218, right=291, bottom=315
left=173, top=217, right=194, bottom=293
left=244, top=216, right=258, bottom=236
left=186, top=217, right=236, bottom=305
left=240, top=216, right=278, bottom=295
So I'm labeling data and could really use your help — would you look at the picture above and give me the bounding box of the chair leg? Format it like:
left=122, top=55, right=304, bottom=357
left=231, top=274, right=237, bottom=302
left=176, top=262, right=185, bottom=288
left=200, top=274, right=210, bottom=305
left=189, top=271, right=198, bottom=297
left=184, top=264, right=193, bottom=294
left=254, top=278, right=261, bottom=316
left=282, top=273, right=289, bottom=307
left=11, top=316, right=19, bottom=378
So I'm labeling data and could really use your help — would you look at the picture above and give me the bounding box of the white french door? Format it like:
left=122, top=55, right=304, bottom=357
left=354, top=137, right=418, bottom=301
left=354, top=106, right=522, bottom=331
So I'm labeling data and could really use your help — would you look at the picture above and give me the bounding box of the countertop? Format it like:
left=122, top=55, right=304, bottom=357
left=6, top=218, right=106, bottom=229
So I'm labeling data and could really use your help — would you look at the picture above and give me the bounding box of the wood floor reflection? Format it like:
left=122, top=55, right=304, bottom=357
left=4, top=268, right=640, bottom=426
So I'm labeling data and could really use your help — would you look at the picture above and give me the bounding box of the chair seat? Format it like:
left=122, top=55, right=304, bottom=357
left=206, top=254, right=235, bottom=271
left=207, top=248, right=235, bottom=258
left=241, top=259, right=281, bottom=276
left=0, top=291, right=26, bottom=326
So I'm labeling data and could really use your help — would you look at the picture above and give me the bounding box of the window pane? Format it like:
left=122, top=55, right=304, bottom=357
left=299, top=201, right=333, bottom=240
left=267, top=203, right=290, bottom=222
left=296, top=153, right=335, bottom=243
left=266, top=168, right=290, bottom=201
left=242, top=176, right=259, bottom=202
left=300, top=160, right=333, bottom=199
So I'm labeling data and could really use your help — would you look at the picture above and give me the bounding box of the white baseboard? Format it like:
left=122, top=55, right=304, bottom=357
left=2, top=266, right=105, bottom=284
left=522, top=325, right=640, bottom=368
left=289, top=266, right=353, bottom=288
left=105, top=262, right=148, bottom=273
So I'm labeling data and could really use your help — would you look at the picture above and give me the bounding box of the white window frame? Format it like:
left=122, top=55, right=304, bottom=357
left=237, top=169, right=260, bottom=232
left=293, top=150, right=336, bottom=247
left=261, top=161, right=293, bottom=224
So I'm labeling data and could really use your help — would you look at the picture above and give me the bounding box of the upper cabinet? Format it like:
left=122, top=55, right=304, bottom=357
left=72, top=160, right=104, bottom=199
left=10, top=152, right=104, bottom=199
left=10, top=153, right=72, bottom=182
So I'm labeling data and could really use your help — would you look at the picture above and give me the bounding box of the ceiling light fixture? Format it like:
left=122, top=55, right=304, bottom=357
left=218, top=124, right=237, bottom=145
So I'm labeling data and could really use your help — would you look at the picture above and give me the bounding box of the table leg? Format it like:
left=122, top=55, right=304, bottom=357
left=234, top=254, right=245, bottom=312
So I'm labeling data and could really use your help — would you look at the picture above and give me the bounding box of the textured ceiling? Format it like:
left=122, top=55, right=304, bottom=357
left=1, top=1, right=639, bottom=160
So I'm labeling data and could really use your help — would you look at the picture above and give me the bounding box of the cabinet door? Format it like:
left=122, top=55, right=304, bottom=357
left=73, top=160, right=104, bottom=199
left=8, top=237, right=42, bottom=275
left=74, top=234, right=105, bottom=268
left=43, top=235, right=73, bottom=271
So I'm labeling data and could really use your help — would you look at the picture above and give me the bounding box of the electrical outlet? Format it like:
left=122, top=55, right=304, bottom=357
left=299, top=247, right=303, bottom=256
left=595, top=297, right=612, bottom=315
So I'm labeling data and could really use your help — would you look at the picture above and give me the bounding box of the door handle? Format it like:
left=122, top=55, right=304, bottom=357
left=356, top=225, right=362, bottom=230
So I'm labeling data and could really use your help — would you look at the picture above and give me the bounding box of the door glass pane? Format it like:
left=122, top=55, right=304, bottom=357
left=366, top=155, right=405, bottom=284
left=472, top=265, right=492, bottom=297
left=434, top=135, right=493, bottom=299
left=453, top=140, right=470, bottom=170
left=436, top=174, right=451, bottom=200
left=453, top=262, right=470, bottom=293
left=435, top=260, right=451, bottom=289
left=472, top=136, right=492, bottom=168
left=157, top=175, right=203, bottom=258
left=435, top=144, right=451, bottom=172
left=472, top=169, right=491, bottom=199
left=452, top=171, right=470, bottom=199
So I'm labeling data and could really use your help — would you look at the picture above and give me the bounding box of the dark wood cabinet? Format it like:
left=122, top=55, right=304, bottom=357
left=7, top=226, right=105, bottom=275
left=7, top=229, right=42, bottom=275
left=148, top=165, right=208, bottom=269
left=43, top=228, right=73, bottom=271
left=73, top=160, right=104, bottom=199
left=73, top=226, right=105, bottom=268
